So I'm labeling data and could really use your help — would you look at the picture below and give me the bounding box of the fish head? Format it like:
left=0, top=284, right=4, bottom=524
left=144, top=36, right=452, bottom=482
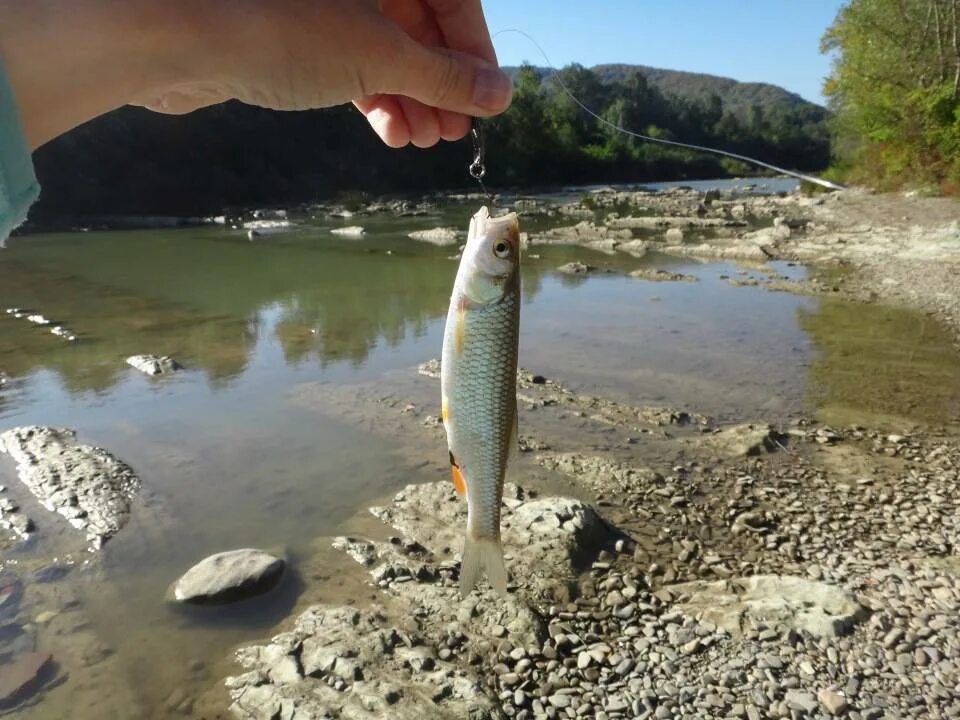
left=460, top=206, right=520, bottom=304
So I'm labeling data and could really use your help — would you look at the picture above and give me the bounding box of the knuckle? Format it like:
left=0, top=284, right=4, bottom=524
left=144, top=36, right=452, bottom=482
left=433, top=56, right=463, bottom=104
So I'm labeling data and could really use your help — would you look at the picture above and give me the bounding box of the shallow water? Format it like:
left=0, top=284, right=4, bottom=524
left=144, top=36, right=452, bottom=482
left=0, top=195, right=958, bottom=718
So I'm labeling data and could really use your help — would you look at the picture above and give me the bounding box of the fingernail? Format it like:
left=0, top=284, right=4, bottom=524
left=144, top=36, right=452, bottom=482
left=472, top=68, right=512, bottom=112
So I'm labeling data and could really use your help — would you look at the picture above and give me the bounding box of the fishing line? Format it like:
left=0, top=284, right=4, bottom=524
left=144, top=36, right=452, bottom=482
left=473, top=28, right=845, bottom=192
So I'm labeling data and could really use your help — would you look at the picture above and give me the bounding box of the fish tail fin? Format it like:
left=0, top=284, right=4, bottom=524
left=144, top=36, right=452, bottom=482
left=459, top=535, right=508, bottom=598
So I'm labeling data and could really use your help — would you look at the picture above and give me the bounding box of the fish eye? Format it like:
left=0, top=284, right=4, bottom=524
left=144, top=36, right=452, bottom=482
left=493, top=241, right=510, bottom=258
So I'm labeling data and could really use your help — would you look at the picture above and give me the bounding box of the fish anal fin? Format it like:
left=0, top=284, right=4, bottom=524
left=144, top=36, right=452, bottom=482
left=449, top=451, right=467, bottom=496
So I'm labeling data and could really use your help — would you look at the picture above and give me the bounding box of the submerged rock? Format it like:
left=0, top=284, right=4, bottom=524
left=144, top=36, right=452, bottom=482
left=0, top=427, right=141, bottom=548
left=668, top=575, right=867, bottom=639
left=173, top=549, right=285, bottom=604
left=556, top=261, right=595, bottom=275
left=407, top=227, right=460, bottom=246
left=0, top=572, right=23, bottom=620
left=0, top=652, right=52, bottom=705
left=126, top=355, right=182, bottom=376
left=629, top=268, right=699, bottom=282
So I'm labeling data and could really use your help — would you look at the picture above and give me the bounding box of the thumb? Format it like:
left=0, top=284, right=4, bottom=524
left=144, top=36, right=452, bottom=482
left=378, top=43, right=513, bottom=116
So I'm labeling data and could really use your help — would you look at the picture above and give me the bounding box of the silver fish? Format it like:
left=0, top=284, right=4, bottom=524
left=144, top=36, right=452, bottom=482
left=440, top=206, right=521, bottom=597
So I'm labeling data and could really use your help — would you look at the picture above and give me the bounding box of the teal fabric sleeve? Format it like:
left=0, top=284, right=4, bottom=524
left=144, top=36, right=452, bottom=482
left=0, top=57, right=40, bottom=247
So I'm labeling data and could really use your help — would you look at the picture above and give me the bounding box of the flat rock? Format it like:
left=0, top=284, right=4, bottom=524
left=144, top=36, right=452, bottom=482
left=629, top=268, right=698, bottom=282
left=330, top=226, right=365, bottom=238
left=407, top=227, right=460, bottom=246
left=537, top=453, right=662, bottom=495
left=126, top=354, right=182, bottom=376
left=243, top=219, right=293, bottom=238
left=173, top=549, right=285, bottom=604
left=668, top=575, right=867, bottom=639
left=0, top=426, right=140, bottom=548
left=699, top=423, right=783, bottom=457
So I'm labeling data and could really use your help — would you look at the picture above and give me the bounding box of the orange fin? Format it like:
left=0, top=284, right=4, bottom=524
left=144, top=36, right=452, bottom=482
left=449, top=451, right=467, bottom=496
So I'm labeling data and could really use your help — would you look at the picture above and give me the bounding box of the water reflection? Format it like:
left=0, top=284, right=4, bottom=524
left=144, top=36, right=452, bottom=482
left=0, top=223, right=482, bottom=391
left=799, top=298, right=960, bottom=428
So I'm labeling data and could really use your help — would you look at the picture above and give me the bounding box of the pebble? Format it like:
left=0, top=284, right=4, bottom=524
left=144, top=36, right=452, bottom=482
left=818, top=688, right=849, bottom=715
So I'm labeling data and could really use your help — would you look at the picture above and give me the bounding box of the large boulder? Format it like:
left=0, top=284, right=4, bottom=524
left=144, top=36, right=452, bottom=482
left=173, top=549, right=285, bottom=604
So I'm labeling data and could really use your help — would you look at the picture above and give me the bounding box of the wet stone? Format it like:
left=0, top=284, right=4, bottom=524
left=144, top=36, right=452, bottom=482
left=173, top=549, right=285, bottom=604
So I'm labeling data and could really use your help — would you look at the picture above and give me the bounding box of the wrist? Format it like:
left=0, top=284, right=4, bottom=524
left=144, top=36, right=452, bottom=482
left=0, top=0, right=196, bottom=149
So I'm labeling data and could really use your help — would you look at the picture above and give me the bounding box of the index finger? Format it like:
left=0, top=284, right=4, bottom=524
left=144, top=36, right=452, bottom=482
left=422, top=0, right=498, bottom=65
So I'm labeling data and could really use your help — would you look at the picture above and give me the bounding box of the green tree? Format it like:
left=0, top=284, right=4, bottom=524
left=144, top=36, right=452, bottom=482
left=822, top=0, right=960, bottom=191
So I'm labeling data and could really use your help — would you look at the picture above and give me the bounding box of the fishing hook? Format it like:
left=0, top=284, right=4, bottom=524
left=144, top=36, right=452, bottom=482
left=469, top=118, right=496, bottom=205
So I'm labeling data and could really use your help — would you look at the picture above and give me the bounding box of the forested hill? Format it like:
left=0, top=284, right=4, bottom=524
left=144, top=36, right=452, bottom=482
left=28, top=62, right=831, bottom=222
left=508, top=64, right=822, bottom=119
left=589, top=65, right=818, bottom=116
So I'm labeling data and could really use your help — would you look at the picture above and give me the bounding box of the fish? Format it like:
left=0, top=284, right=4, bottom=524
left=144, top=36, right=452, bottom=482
left=440, top=206, right=521, bottom=597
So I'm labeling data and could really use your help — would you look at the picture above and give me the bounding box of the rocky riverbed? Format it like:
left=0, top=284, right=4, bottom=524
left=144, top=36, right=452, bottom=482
left=219, top=345, right=960, bottom=720
left=506, top=184, right=960, bottom=348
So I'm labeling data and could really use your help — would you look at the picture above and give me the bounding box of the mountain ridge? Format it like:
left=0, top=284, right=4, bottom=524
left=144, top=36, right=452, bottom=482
left=503, top=63, right=825, bottom=117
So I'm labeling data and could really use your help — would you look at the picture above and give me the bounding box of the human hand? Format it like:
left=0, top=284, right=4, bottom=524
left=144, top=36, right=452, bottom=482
left=0, top=0, right=512, bottom=150
left=137, top=0, right=512, bottom=148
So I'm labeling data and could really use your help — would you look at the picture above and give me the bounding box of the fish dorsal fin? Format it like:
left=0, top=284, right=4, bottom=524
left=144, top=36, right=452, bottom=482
left=449, top=451, right=467, bottom=496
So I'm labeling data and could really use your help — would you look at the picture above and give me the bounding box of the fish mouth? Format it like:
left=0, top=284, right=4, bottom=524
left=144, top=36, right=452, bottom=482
left=474, top=206, right=520, bottom=255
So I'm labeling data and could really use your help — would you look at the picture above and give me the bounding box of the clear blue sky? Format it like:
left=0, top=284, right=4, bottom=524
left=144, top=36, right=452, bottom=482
left=482, top=1, right=848, bottom=105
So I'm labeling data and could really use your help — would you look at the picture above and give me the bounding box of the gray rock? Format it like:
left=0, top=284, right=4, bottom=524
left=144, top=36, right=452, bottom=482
left=700, top=423, right=784, bottom=458
left=818, top=688, right=849, bottom=715
left=369, top=482, right=616, bottom=601
left=0, top=426, right=140, bottom=548
left=408, top=227, right=461, bottom=246
left=785, top=690, right=818, bottom=713
left=330, top=226, right=366, bottom=238
left=126, top=354, right=182, bottom=376
left=557, top=261, right=596, bottom=275
left=628, top=268, right=698, bottom=283
left=667, top=575, right=867, bottom=639
left=173, top=549, right=284, bottom=604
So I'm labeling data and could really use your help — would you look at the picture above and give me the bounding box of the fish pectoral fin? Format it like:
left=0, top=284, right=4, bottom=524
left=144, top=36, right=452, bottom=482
left=449, top=451, right=467, bottom=496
